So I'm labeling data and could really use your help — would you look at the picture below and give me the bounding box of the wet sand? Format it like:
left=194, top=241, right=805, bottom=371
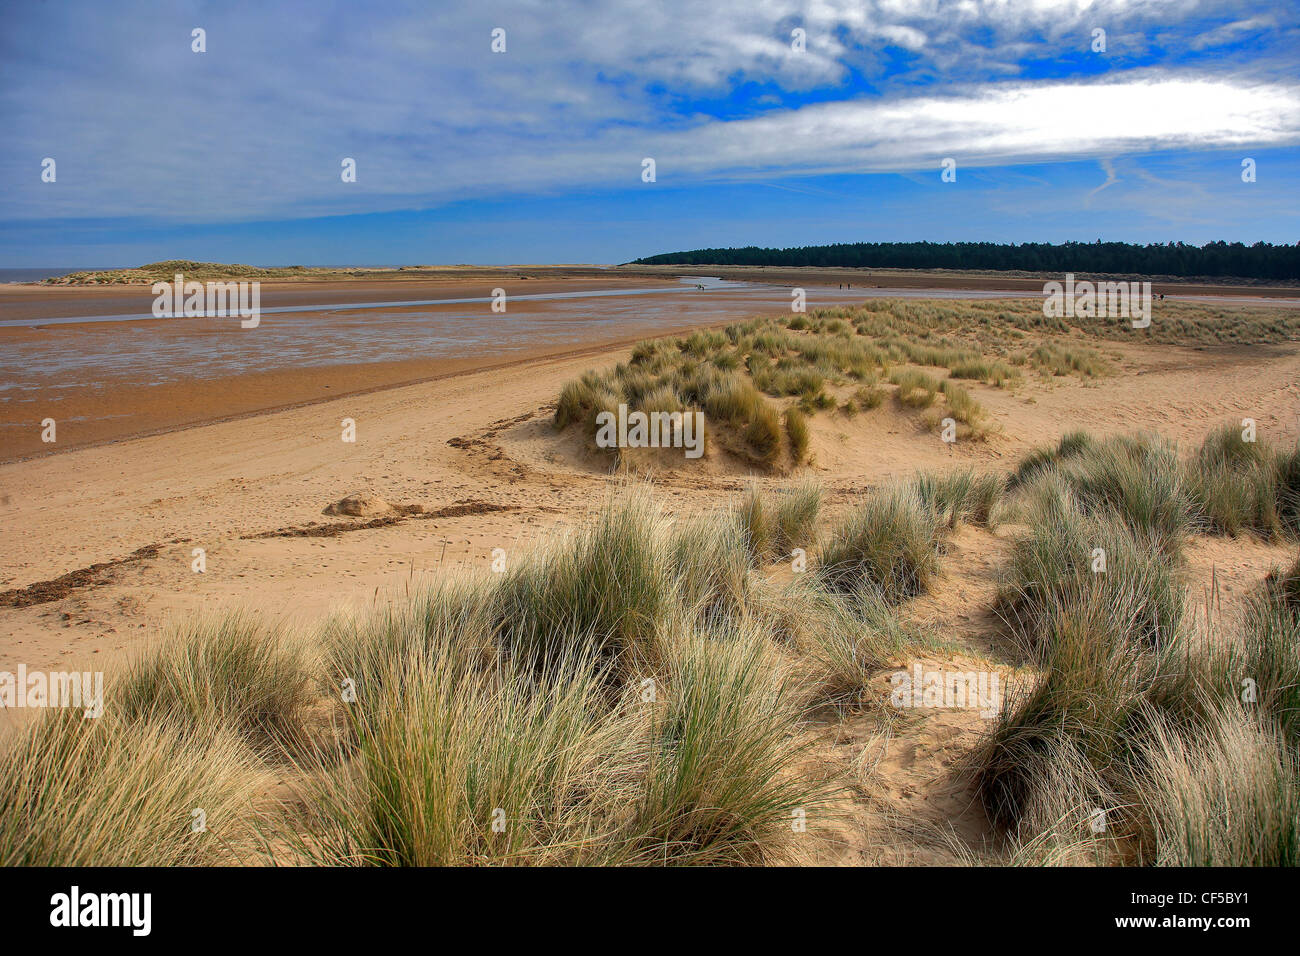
left=0, top=274, right=660, bottom=323
left=0, top=277, right=874, bottom=461
left=3, top=268, right=1296, bottom=463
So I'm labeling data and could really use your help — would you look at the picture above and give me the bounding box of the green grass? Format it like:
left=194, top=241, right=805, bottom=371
left=975, top=426, right=1300, bottom=860
left=17, top=410, right=1300, bottom=867
left=949, top=357, right=1021, bottom=387
left=737, top=485, right=776, bottom=566
left=116, top=612, right=316, bottom=751
left=626, top=628, right=832, bottom=864
left=786, top=579, right=920, bottom=704
left=1014, top=432, right=1193, bottom=555
left=785, top=407, right=810, bottom=462
left=0, top=711, right=266, bottom=865
left=1008, top=431, right=1094, bottom=490
left=735, top=481, right=822, bottom=566
left=1187, top=422, right=1295, bottom=538
left=772, top=480, right=822, bottom=558
left=1134, top=706, right=1300, bottom=866
left=1024, top=344, right=1110, bottom=378
left=995, top=473, right=1184, bottom=657
left=914, top=469, right=1005, bottom=529
left=298, top=643, right=631, bottom=866
left=889, top=369, right=941, bottom=408
left=817, top=484, right=944, bottom=604
left=668, top=511, right=752, bottom=623
left=490, top=487, right=670, bottom=677
left=928, top=379, right=989, bottom=439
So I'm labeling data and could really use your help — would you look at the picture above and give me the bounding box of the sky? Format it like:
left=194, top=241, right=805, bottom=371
left=1, top=0, right=1297, bottom=267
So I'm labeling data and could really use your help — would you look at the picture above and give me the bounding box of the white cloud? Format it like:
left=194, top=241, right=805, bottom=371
left=0, top=0, right=1292, bottom=224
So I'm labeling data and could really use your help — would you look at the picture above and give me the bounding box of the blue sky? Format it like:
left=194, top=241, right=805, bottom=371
left=1, top=0, right=1297, bottom=266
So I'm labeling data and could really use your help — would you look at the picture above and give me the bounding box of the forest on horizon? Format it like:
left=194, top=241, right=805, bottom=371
left=632, top=240, right=1300, bottom=281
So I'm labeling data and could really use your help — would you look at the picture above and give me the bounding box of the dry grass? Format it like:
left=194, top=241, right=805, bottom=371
left=553, top=298, right=1128, bottom=471
left=973, top=425, right=1300, bottom=864
left=9, top=405, right=1300, bottom=868
left=6, top=479, right=909, bottom=866
left=0, top=711, right=268, bottom=865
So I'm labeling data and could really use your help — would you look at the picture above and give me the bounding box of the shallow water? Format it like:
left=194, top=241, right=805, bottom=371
left=0, top=278, right=994, bottom=389
left=4, top=277, right=1291, bottom=395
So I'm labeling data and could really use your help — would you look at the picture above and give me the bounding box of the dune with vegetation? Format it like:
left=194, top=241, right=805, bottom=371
left=3, top=295, right=1299, bottom=865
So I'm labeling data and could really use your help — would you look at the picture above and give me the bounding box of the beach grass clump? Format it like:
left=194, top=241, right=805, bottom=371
left=1134, top=706, right=1300, bottom=866
left=737, top=485, right=776, bottom=566
left=667, top=511, right=751, bottom=622
left=853, top=385, right=885, bottom=411
left=889, top=369, right=941, bottom=408
left=994, top=474, right=1184, bottom=656
left=1008, top=431, right=1094, bottom=490
left=977, top=569, right=1300, bottom=858
left=1186, top=422, right=1292, bottom=538
left=928, top=379, right=989, bottom=438
left=298, top=645, right=630, bottom=866
left=0, top=710, right=266, bottom=866
left=1219, top=559, right=1300, bottom=740
left=1020, top=432, right=1192, bottom=554
left=554, top=353, right=791, bottom=468
left=626, top=628, right=829, bottom=864
left=490, top=487, right=670, bottom=675
left=973, top=620, right=1148, bottom=833
left=785, top=407, right=810, bottom=463
left=817, top=484, right=944, bottom=604
left=949, top=357, right=1021, bottom=388
left=913, top=469, right=1005, bottom=529
left=734, top=483, right=817, bottom=572
left=323, top=576, right=497, bottom=709
left=116, top=612, right=316, bottom=751
left=1276, top=447, right=1300, bottom=534
left=735, top=481, right=822, bottom=566
left=771, top=480, right=822, bottom=558
left=1024, top=344, right=1110, bottom=378
left=742, top=403, right=785, bottom=465
left=298, top=611, right=827, bottom=866
left=762, top=366, right=825, bottom=399
left=1261, top=551, right=1300, bottom=616
left=556, top=300, right=1171, bottom=468
left=975, top=446, right=1300, bottom=859
left=555, top=369, right=623, bottom=434
left=785, top=580, right=919, bottom=704
left=975, top=561, right=1198, bottom=835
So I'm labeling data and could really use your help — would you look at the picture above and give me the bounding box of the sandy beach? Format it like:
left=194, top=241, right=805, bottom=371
left=10, top=0, right=1300, bottom=906
left=5, top=269, right=1296, bottom=462
left=4, top=296, right=1297, bottom=672
left=4, top=275, right=1300, bottom=866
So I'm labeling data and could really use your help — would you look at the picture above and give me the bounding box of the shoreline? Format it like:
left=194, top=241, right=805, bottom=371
left=0, top=315, right=739, bottom=465
left=5, top=271, right=1299, bottom=463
